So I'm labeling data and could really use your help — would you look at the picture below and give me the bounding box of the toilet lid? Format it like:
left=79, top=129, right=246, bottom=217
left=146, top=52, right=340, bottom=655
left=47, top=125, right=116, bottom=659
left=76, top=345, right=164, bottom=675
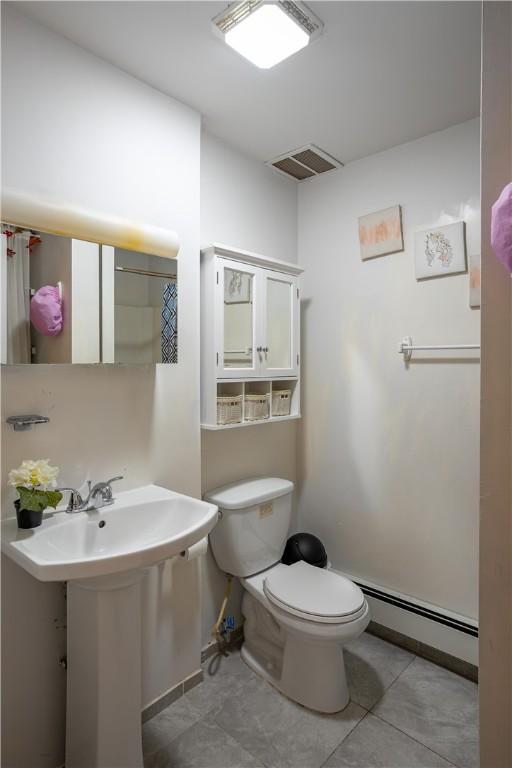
left=264, top=561, right=365, bottom=624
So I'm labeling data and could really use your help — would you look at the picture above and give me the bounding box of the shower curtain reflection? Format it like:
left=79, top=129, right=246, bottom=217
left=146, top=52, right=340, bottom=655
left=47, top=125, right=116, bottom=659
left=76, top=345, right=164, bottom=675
left=112, top=249, right=177, bottom=364
left=162, top=281, right=178, bottom=363
left=3, top=228, right=32, bottom=363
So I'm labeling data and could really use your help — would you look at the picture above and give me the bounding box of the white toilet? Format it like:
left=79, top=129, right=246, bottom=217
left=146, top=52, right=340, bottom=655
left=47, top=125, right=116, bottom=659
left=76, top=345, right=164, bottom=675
left=206, top=477, right=370, bottom=713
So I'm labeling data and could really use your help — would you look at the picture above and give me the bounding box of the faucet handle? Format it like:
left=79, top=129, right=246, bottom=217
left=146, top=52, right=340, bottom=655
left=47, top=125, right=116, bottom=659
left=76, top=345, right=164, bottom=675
left=57, top=487, right=84, bottom=513
left=106, top=475, right=123, bottom=485
left=103, top=475, right=124, bottom=502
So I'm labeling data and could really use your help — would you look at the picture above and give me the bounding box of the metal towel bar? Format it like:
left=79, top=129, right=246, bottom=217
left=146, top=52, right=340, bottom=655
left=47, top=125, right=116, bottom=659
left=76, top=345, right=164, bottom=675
left=399, top=336, right=480, bottom=362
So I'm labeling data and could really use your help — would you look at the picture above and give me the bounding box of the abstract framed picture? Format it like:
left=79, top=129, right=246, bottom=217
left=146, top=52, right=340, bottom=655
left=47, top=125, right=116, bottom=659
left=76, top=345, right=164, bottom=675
left=358, top=205, right=404, bottom=260
left=414, top=221, right=466, bottom=279
left=469, top=253, right=481, bottom=308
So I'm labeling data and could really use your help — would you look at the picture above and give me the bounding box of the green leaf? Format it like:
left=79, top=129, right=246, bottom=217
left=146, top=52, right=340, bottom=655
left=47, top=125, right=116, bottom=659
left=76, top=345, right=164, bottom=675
left=17, top=487, right=63, bottom=513
left=17, top=487, right=46, bottom=512
left=44, top=490, right=63, bottom=509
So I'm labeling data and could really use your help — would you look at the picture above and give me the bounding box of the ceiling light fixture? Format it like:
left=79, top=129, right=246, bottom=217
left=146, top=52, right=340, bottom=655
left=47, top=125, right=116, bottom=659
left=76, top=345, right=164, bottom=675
left=213, top=1, right=323, bottom=69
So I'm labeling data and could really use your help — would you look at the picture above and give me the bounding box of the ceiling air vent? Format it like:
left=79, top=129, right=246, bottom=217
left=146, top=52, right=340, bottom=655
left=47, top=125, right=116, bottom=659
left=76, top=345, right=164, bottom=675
left=268, top=144, right=343, bottom=182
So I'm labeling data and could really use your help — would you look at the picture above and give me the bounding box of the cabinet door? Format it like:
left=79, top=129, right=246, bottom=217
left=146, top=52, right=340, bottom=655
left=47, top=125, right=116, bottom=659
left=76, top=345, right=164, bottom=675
left=261, top=272, right=299, bottom=377
left=217, top=259, right=261, bottom=378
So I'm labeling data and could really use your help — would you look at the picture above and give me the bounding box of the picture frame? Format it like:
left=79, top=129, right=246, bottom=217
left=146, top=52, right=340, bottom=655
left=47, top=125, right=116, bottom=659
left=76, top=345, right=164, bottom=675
left=414, top=221, right=466, bottom=279
left=469, top=253, right=481, bottom=308
left=358, top=205, right=404, bottom=260
left=224, top=269, right=252, bottom=304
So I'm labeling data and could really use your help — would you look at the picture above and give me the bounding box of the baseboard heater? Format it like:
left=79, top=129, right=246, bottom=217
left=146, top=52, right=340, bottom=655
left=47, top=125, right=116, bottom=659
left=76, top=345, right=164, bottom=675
left=355, top=582, right=479, bottom=638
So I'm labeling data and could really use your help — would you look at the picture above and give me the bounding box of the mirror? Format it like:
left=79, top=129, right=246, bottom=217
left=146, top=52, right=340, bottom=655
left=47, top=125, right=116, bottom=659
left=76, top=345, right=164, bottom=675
left=223, top=266, right=254, bottom=368
left=1, top=225, right=177, bottom=364
left=266, top=277, right=292, bottom=369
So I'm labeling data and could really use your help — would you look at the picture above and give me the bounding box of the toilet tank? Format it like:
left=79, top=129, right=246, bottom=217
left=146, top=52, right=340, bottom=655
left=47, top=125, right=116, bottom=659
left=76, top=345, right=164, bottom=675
left=205, top=477, right=294, bottom=577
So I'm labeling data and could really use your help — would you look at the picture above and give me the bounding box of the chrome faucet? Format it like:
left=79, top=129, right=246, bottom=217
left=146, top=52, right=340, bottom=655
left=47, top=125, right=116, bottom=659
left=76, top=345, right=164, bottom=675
left=58, top=476, right=123, bottom=513
left=88, top=476, right=123, bottom=510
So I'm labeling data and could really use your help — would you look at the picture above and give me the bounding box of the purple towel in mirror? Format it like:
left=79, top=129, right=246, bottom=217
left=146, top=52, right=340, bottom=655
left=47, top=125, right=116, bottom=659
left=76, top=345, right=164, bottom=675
left=491, top=182, right=512, bottom=273
left=30, top=285, right=63, bottom=336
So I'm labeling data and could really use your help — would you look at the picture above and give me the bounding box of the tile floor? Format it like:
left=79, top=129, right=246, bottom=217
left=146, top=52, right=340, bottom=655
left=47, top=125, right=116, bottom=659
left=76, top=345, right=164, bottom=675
left=143, top=631, right=478, bottom=768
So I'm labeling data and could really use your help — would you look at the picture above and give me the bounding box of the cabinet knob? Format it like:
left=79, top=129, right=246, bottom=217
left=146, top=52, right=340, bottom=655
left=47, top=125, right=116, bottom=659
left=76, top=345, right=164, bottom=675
left=256, top=346, right=263, bottom=352
left=263, top=346, right=269, bottom=353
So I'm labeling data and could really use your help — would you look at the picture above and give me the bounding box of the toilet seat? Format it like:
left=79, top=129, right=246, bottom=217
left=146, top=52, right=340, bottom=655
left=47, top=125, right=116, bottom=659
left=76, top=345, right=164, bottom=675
left=263, top=561, right=365, bottom=624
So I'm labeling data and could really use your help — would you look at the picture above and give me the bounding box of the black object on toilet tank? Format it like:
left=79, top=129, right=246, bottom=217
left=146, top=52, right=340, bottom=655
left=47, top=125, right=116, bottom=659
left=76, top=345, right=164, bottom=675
left=282, top=533, right=327, bottom=569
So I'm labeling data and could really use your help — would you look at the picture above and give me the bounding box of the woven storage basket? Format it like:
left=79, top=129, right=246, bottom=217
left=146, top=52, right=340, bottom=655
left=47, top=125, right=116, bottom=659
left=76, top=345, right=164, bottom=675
left=271, top=389, right=291, bottom=417
left=244, top=393, right=270, bottom=421
left=217, top=394, right=242, bottom=425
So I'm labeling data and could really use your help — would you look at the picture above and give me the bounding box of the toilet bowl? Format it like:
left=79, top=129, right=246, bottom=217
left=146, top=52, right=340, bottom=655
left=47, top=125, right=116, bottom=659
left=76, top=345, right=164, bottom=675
left=241, top=561, right=370, bottom=712
left=205, top=477, right=370, bottom=713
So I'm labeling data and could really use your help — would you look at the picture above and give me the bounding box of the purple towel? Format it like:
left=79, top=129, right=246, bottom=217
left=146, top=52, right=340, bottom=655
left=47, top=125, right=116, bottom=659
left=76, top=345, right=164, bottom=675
left=30, top=285, right=63, bottom=336
left=491, top=182, right=512, bottom=273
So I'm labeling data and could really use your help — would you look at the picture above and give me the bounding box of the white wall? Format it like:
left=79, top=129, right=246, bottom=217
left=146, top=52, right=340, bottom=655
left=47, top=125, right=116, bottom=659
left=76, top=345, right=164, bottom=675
left=297, top=119, right=480, bottom=623
left=1, top=7, right=201, bottom=767
left=200, top=131, right=297, bottom=263
left=200, top=132, right=298, bottom=647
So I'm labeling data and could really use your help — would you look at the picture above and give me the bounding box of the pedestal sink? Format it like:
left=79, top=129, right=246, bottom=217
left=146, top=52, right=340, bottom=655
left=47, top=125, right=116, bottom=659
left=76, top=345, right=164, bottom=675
left=1, top=484, right=218, bottom=768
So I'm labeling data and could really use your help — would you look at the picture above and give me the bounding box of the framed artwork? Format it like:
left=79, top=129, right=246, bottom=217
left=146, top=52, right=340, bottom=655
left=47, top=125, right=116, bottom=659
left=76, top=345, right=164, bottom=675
left=358, top=205, right=404, bottom=260
left=414, top=221, right=466, bottom=279
left=469, top=253, right=481, bottom=308
left=224, top=268, right=252, bottom=304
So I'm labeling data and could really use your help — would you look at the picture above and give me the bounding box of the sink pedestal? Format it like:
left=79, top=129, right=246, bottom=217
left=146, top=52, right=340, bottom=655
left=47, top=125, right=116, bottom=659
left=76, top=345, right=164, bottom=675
left=66, top=570, right=146, bottom=768
left=1, top=484, right=218, bottom=768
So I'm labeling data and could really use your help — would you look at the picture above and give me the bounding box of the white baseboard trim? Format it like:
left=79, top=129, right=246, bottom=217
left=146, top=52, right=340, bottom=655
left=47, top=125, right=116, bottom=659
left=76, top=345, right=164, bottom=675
left=334, top=570, right=478, bottom=666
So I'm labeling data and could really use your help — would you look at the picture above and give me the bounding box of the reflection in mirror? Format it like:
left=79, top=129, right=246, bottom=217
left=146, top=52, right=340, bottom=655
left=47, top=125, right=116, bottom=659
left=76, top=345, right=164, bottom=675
left=266, top=277, right=291, bottom=369
left=1, top=224, right=177, bottom=364
left=223, top=267, right=254, bottom=368
left=109, top=249, right=177, bottom=364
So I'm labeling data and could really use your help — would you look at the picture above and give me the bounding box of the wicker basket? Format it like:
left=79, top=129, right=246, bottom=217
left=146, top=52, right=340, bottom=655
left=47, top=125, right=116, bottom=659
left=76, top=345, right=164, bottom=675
left=217, top=394, right=243, bottom=425
left=244, top=393, right=270, bottom=421
left=271, top=389, right=292, bottom=417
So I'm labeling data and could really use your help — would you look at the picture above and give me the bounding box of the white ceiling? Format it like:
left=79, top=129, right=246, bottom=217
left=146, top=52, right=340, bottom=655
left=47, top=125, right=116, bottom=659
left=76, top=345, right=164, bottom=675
left=14, top=1, right=481, bottom=164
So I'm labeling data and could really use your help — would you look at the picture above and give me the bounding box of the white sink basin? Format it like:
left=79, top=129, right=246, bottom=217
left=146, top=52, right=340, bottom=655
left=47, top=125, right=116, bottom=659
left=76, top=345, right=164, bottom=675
left=1, top=484, right=218, bottom=582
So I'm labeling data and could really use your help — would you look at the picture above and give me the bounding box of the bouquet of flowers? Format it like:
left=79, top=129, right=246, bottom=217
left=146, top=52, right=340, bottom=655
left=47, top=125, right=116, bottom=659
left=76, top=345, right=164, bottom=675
left=8, top=459, right=62, bottom=514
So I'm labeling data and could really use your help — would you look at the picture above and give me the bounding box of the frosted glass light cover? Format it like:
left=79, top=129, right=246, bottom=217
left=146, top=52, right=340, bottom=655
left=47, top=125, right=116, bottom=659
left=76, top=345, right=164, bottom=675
left=225, top=4, right=309, bottom=69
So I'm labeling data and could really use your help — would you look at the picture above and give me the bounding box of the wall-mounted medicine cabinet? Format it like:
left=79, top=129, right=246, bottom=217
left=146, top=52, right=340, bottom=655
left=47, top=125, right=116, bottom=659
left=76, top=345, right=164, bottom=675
left=200, top=243, right=303, bottom=429
left=1, top=224, right=178, bottom=365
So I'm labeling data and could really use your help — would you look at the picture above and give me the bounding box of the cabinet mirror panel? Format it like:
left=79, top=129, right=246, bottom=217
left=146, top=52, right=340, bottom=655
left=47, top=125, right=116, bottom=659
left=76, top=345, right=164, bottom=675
left=266, top=277, right=292, bottom=369
left=223, top=266, right=254, bottom=369
left=1, top=225, right=177, bottom=364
